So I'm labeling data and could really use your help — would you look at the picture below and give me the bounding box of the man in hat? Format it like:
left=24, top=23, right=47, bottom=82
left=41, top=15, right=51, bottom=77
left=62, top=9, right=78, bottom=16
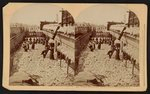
left=114, top=39, right=121, bottom=60
left=49, top=39, right=55, bottom=60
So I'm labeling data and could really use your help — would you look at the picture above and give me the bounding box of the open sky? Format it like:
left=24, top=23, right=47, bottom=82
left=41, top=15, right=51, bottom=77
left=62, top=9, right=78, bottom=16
left=11, top=4, right=62, bottom=26
left=76, top=5, right=129, bottom=26
left=11, top=4, right=130, bottom=26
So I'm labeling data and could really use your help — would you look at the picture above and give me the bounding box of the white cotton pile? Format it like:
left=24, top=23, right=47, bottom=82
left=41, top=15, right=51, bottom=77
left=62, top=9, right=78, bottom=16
left=77, top=44, right=139, bottom=86
left=10, top=44, right=74, bottom=86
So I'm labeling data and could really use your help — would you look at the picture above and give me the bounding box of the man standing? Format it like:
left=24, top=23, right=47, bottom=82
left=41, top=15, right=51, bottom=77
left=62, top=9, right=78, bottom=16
left=98, top=40, right=101, bottom=49
left=41, top=44, right=49, bottom=58
left=22, top=41, right=27, bottom=52
left=49, top=39, right=55, bottom=60
left=107, top=39, right=115, bottom=58
left=88, top=40, right=94, bottom=52
left=114, top=39, right=121, bottom=60
left=31, top=40, right=35, bottom=49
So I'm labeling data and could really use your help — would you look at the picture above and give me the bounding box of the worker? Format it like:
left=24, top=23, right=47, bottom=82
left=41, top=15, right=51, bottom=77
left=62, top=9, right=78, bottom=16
left=114, top=39, right=121, bottom=60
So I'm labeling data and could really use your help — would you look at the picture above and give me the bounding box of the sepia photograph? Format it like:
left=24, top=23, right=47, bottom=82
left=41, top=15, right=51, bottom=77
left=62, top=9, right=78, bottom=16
left=3, top=3, right=147, bottom=91
left=75, top=5, right=140, bottom=86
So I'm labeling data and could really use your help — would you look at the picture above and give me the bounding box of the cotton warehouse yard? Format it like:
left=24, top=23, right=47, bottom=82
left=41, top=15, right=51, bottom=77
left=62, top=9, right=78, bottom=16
left=10, top=40, right=139, bottom=86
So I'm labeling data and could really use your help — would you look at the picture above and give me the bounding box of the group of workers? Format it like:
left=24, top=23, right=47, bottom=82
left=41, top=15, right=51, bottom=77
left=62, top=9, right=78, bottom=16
left=22, top=38, right=35, bottom=52
left=41, top=39, right=55, bottom=59
left=89, top=34, right=137, bottom=72
left=22, top=35, right=58, bottom=60
left=88, top=35, right=122, bottom=60
left=88, top=37, right=112, bottom=52
left=22, top=36, right=48, bottom=51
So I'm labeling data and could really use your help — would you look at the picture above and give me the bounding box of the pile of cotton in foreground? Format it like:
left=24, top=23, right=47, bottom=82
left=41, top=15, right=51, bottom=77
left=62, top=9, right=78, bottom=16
left=78, top=44, right=139, bottom=86
left=10, top=44, right=74, bottom=86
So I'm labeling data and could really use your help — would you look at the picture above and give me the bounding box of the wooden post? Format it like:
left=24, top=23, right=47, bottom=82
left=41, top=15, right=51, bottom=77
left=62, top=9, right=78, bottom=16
left=67, top=58, right=69, bottom=75
left=132, top=58, right=136, bottom=75
left=67, top=59, right=71, bottom=76
left=75, top=57, right=79, bottom=76
left=60, top=52, right=62, bottom=68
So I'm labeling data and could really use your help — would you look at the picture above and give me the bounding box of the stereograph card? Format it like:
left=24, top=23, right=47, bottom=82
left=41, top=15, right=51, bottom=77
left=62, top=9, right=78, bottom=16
left=2, top=3, right=147, bottom=91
